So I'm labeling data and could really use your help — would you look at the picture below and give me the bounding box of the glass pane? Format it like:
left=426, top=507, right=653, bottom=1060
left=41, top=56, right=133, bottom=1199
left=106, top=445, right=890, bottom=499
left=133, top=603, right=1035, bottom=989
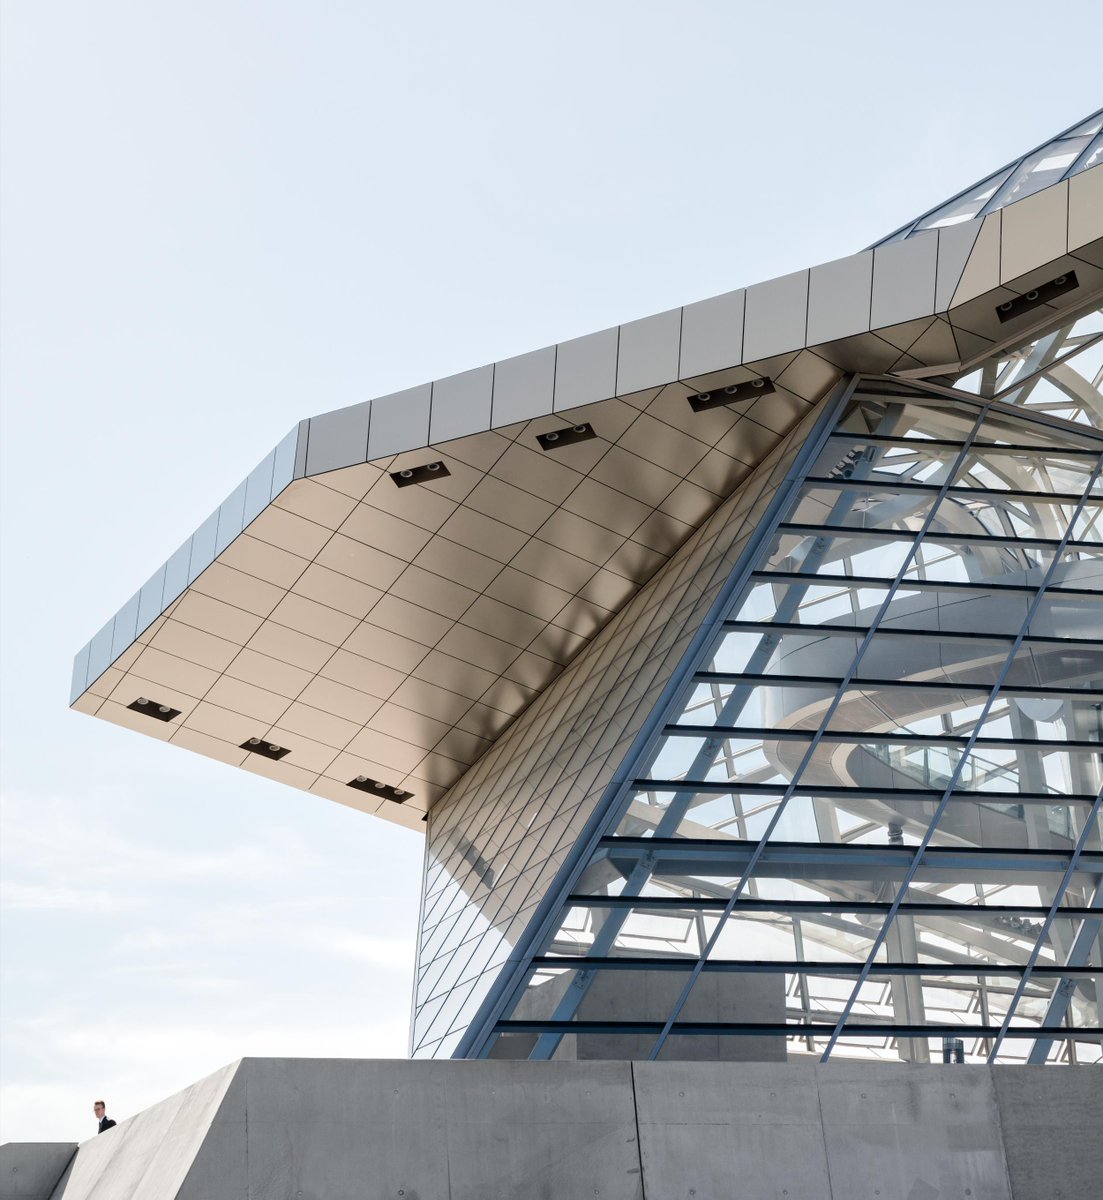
left=988, top=137, right=1095, bottom=208
left=476, top=359, right=1103, bottom=1065
left=546, top=902, right=720, bottom=959
left=913, top=167, right=1013, bottom=232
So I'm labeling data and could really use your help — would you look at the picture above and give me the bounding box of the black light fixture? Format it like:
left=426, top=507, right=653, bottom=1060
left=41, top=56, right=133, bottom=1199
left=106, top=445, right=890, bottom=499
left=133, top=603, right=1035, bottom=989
left=347, top=775, right=412, bottom=803
left=240, top=737, right=290, bottom=760
left=390, top=461, right=451, bottom=487
left=995, top=271, right=1078, bottom=323
left=536, top=423, right=596, bottom=451
left=127, top=697, right=181, bottom=722
left=688, top=377, right=775, bottom=413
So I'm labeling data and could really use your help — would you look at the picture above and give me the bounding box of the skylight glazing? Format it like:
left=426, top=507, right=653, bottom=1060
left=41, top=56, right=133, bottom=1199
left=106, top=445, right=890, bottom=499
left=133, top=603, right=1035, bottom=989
left=874, top=111, right=1103, bottom=245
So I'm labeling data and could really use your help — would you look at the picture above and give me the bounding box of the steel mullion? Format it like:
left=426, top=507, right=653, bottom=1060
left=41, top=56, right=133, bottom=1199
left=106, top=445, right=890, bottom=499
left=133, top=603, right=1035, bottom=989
left=984, top=327, right=1070, bottom=412
left=992, top=330, right=1103, bottom=403
left=820, top=451, right=1103, bottom=1061
left=1025, top=881, right=1103, bottom=1063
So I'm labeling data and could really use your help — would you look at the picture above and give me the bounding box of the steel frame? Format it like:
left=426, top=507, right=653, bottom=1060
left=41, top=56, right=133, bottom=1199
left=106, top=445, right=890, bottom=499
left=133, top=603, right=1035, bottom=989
left=450, top=361, right=1103, bottom=1064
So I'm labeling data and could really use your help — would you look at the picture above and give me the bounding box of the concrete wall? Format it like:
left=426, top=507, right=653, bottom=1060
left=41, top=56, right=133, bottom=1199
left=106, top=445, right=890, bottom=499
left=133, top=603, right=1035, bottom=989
left=40, top=1062, right=236, bottom=1200
left=31, top=1058, right=1103, bottom=1200
left=183, top=1058, right=644, bottom=1200
left=0, top=1144, right=76, bottom=1200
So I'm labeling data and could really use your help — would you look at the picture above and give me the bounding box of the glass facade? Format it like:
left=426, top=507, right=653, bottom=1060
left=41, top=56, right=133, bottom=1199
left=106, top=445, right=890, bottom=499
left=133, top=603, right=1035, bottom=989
left=461, top=310, right=1103, bottom=1066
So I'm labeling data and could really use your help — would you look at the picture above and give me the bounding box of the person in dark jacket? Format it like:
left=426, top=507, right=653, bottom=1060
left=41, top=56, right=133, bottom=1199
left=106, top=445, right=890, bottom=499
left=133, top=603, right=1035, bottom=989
left=93, top=1100, right=116, bottom=1134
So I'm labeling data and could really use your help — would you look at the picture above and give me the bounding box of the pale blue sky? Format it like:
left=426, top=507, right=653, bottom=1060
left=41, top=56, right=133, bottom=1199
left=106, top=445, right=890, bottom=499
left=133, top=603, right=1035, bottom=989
left=2, top=0, right=1099, bottom=1143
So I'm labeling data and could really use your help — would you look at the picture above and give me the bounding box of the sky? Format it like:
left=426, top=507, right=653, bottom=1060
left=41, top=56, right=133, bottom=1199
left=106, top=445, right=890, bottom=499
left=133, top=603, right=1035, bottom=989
left=1, top=0, right=1100, bottom=1145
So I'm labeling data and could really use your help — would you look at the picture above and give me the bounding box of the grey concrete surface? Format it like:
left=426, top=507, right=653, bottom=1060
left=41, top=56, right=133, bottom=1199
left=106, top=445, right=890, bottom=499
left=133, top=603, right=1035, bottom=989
left=0, top=1144, right=76, bottom=1200
left=180, top=1058, right=644, bottom=1200
left=41, top=1057, right=1103, bottom=1200
left=633, top=1061, right=834, bottom=1199
left=992, top=1066, right=1103, bottom=1200
left=816, top=1063, right=1010, bottom=1200
left=47, top=1062, right=236, bottom=1200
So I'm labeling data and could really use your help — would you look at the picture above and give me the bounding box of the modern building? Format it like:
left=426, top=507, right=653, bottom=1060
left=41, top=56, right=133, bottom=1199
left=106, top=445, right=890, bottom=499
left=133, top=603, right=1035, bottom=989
left=70, top=110, right=1103, bottom=1074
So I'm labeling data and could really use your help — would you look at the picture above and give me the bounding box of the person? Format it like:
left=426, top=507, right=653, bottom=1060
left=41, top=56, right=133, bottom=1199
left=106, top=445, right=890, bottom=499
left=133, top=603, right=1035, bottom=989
left=93, top=1100, right=116, bottom=1134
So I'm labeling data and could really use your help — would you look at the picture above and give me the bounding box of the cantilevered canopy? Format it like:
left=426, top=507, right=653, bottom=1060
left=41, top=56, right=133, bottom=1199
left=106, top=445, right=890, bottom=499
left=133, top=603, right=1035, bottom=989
left=71, top=154, right=1103, bottom=830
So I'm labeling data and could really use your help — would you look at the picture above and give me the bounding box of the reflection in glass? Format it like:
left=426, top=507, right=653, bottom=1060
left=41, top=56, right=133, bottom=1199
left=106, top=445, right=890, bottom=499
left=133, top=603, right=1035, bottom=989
left=484, top=356, right=1103, bottom=1066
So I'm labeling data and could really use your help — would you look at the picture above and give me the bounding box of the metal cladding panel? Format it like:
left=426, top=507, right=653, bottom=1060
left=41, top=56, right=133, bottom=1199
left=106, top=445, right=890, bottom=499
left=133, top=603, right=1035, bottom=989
left=70, top=143, right=1103, bottom=835
left=409, top=409, right=820, bottom=1058
left=72, top=363, right=836, bottom=830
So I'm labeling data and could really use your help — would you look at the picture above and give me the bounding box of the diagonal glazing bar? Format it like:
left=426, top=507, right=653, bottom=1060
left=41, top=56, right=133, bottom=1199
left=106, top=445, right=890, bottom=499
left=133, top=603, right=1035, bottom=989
left=819, top=452, right=1103, bottom=1061
left=1025, top=880, right=1103, bottom=1063
left=990, top=805, right=1103, bottom=1063
left=644, top=399, right=1001, bottom=1061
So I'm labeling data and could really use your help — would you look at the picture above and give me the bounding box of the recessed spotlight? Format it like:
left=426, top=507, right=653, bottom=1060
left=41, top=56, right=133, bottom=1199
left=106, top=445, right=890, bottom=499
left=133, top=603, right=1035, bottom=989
left=536, top=423, right=596, bottom=451
left=347, top=775, right=412, bottom=803
left=127, top=697, right=181, bottom=722
left=688, top=377, right=775, bottom=413
left=390, top=461, right=452, bottom=487
left=240, top=738, right=290, bottom=760
left=995, top=271, right=1079, bottom=323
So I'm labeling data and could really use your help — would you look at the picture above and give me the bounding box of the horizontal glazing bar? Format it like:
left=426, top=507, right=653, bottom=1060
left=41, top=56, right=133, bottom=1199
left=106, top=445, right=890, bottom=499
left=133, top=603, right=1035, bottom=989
left=495, top=1020, right=1102, bottom=1039
left=799, top=477, right=1095, bottom=505
left=690, top=671, right=1095, bottom=700
left=528, top=956, right=1101, bottom=977
left=823, top=433, right=1103, bottom=456
left=778, top=523, right=1098, bottom=554
left=565, top=895, right=1099, bottom=917
left=600, top=836, right=1103, bottom=870
left=753, top=570, right=1097, bottom=596
left=663, top=725, right=1103, bottom=752
left=852, top=383, right=970, bottom=399
left=632, top=780, right=1100, bottom=804
left=981, top=399, right=1103, bottom=447
left=827, top=433, right=971, bottom=449
left=720, top=620, right=1100, bottom=653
